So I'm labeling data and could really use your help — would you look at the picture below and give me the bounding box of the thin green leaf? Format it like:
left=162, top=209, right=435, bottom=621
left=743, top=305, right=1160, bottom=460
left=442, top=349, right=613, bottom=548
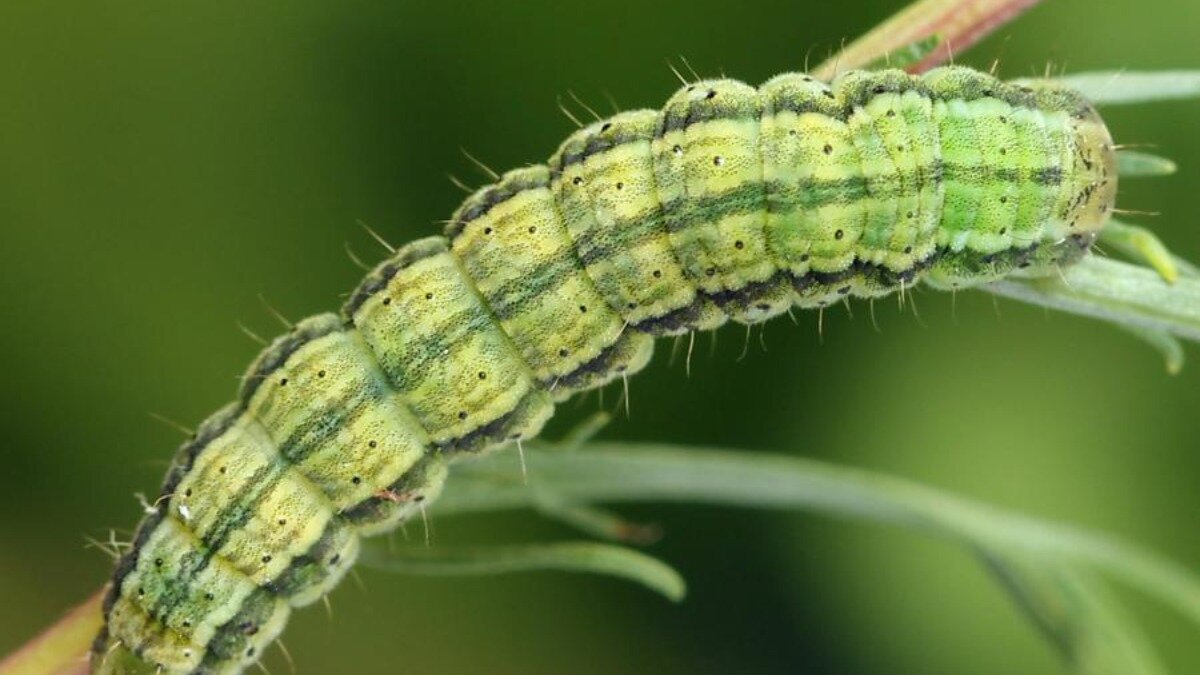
left=1115, top=324, right=1185, bottom=374
left=982, top=553, right=1167, bottom=675
left=1173, top=255, right=1200, bottom=280
left=1098, top=220, right=1179, bottom=283
left=359, top=541, right=686, bottom=602
left=555, top=411, right=612, bottom=452
left=985, top=256, right=1200, bottom=341
left=1117, top=151, right=1178, bottom=178
left=813, top=0, right=1043, bottom=78
left=441, top=444, right=1200, bottom=633
left=534, top=490, right=662, bottom=544
left=1057, top=71, right=1200, bottom=106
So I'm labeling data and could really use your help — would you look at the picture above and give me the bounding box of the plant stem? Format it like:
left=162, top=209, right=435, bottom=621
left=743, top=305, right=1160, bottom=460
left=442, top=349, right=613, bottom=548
left=813, top=0, right=1044, bottom=78
left=0, top=590, right=100, bottom=675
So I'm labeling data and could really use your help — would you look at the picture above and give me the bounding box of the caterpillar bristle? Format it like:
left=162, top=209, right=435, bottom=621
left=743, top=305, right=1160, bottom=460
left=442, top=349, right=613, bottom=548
left=601, top=90, right=621, bottom=115
left=677, top=54, right=702, bottom=82
left=666, top=59, right=690, bottom=87
left=275, top=639, right=296, bottom=675
left=342, top=241, right=373, bottom=273
left=236, top=321, right=269, bottom=346
left=356, top=218, right=396, bottom=253
left=556, top=94, right=586, bottom=129
left=256, top=293, right=293, bottom=329
left=147, top=412, right=195, bottom=438
left=446, top=172, right=475, bottom=194
left=459, top=147, right=501, bottom=181
left=566, top=89, right=603, bottom=123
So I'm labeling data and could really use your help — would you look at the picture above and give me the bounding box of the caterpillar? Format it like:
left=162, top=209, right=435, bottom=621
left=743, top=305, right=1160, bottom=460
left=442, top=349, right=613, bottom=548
left=92, top=64, right=1116, bottom=674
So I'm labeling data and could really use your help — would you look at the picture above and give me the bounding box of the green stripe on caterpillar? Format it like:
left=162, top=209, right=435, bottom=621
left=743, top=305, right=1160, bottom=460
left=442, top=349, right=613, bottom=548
left=93, top=64, right=1117, bottom=674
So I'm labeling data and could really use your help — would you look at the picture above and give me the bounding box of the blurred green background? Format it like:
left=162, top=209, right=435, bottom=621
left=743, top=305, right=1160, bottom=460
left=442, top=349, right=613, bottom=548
left=2, top=0, right=1198, bottom=672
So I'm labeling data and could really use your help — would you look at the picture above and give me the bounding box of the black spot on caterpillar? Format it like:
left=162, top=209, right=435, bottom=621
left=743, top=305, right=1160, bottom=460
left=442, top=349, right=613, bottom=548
left=92, top=65, right=1117, bottom=674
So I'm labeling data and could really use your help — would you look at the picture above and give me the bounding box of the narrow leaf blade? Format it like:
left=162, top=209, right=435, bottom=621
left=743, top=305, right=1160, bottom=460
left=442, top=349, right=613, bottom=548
left=1117, top=151, right=1178, bottom=178
left=1099, top=220, right=1180, bottom=283
left=441, top=443, right=1200, bottom=634
left=986, top=256, right=1200, bottom=341
left=1058, top=71, right=1200, bottom=105
left=360, top=541, right=686, bottom=602
left=982, top=553, right=1167, bottom=675
left=534, top=491, right=662, bottom=544
left=1116, top=324, right=1186, bottom=374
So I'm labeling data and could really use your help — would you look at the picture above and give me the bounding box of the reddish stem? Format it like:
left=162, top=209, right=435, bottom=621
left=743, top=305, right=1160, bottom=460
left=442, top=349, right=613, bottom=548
left=814, top=0, right=1045, bottom=78
left=0, top=590, right=101, bottom=675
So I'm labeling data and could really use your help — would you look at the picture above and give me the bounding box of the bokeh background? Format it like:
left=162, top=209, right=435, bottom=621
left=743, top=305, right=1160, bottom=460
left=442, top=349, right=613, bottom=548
left=2, top=0, right=1198, bottom=672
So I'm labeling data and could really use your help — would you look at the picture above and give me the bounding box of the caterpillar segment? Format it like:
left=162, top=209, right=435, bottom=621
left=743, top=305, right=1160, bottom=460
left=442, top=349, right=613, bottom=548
left=94, top=65, right=1117, bottom=674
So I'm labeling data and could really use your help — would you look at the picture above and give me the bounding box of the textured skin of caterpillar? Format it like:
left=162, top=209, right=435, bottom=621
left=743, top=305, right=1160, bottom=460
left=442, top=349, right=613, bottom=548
left=93, top=65, right=1116, bottom=674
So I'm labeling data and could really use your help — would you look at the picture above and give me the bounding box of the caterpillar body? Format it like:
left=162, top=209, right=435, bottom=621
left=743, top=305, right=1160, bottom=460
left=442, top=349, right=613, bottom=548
left=94, top=65, right=1117, bottom=674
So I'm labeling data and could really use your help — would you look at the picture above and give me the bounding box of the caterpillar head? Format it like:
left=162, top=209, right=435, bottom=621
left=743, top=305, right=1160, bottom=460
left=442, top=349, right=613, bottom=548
left=1014, top=78, right=1119, bottom=237
left=1068, top=101, right=1119, bottom=234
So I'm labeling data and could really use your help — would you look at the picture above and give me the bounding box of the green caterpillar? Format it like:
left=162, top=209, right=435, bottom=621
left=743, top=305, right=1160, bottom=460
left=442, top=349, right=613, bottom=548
left=93, top=64, right=1116, bottom=674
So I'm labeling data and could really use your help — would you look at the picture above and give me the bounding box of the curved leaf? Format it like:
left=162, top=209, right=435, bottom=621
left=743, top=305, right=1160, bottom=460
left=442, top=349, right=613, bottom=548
left=441, top=443, right=1200, bottom=633
left=1099, top=220, right=1179, bottom=283
left=983, top=553, right=1167, bottom=675
left=360, top=541, right=686, bottom=602
left=1116, top=324, right=1186, bottom=374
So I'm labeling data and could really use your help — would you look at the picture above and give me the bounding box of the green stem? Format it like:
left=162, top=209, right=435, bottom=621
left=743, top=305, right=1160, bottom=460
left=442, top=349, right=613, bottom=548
left=441, top=444, right=1200, bottom=629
